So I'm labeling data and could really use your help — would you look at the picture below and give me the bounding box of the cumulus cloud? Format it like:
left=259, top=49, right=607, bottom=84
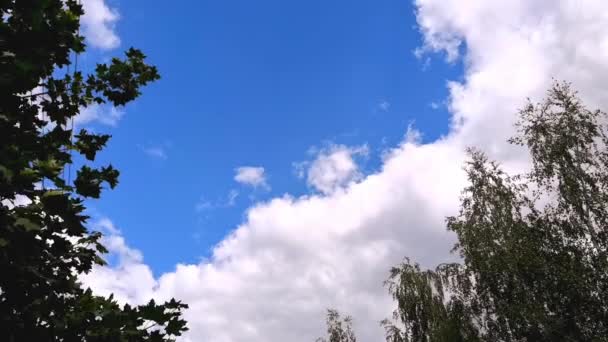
left=75, top=104, right=124, bottom=127
left=296, top=144, right=369, bottom=195
left=84, top=1, right=608, bottom=341
left=234, top=166, right=269, bottom=189
left=81, top=0, right=121, bottom=50
left=86, top=139, right=464, bottom=340
left=81, top=219, right=156, bottom=305
left=94, top=217, right=120, bottom=235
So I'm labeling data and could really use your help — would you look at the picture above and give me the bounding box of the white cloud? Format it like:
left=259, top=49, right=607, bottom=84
left=142, top=146, right=168, bottom=160
left=84, top=1, right=608, bottom=341
left=81, top=219, right=156, bottom=305
left=140, top=141, right=173, bottom=160
left=94, top=217, right=120, bottom=235
left=292, top=161, right=308, bottom=179
left=81, top=0, right=121, bottom=50
left=75, top=104, right=124, bottom=127
left=299, top=144, right=369, bottom=195
left=195, top=190, right=240, bottom=213
left=227, top=189, right=240, bottom=206
left=86, top=138, right=464, bottom=341
left=27, top=88, right=123, bottom=128
left=378, top=100, right=391, bottom=112
left=1, top=194, right=32, bottom=209
left=195, top=199, right=214, bottom=212
left=234, top=166, right=269, bottom=189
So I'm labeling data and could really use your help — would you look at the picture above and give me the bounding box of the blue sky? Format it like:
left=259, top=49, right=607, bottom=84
left=85, top=0, right=461, bottom=273
left=77, top=1, right=608, bottom=340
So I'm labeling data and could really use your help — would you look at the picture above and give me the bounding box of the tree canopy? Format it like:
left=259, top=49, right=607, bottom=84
left=1, top=1, right=188, bottom=340
left=317, top=309, right=357, bottom=342
left=318, top=83, right=608, bottom=342
left=381, top=82, right=608, bottom=341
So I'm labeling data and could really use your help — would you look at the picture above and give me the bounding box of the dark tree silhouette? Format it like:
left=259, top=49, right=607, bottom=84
left=1, top=1, right=188, bottom=340
left=382, top=82, right=608, bottom=341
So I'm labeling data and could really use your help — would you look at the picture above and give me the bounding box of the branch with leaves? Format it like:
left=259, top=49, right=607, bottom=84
left=1, top=1, right=188, bottom=340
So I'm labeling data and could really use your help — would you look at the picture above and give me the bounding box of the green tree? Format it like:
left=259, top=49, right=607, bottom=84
left=1, top=1, right=188, bottom=340
left=317, top=309, right=357, bottom=342
left=382, top=82, right=608, bottom=341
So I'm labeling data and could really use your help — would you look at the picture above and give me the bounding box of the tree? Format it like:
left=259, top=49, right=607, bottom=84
left=382, top=82, right=608, bottom=341
left=1, top=1, right=188, bottom=340
left=317, top=309, right=357, bottom=342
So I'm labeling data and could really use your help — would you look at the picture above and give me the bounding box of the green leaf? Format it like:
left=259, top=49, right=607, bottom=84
left=42, top=190, right=65, bottom=198
left=74, top=130, right=111, bottom=161
left=0, top=164, right=13, bottom=182
left=15, top=217, right=41, bottom=232
left=37, top=158, right=63, bottom=178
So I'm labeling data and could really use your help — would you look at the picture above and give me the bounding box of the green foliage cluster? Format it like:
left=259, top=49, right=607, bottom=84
left=319, top=83, right=608, bottom=342
left=317, top=309, right=357, bottom=342
left=1, top=1, right=188, bottom=340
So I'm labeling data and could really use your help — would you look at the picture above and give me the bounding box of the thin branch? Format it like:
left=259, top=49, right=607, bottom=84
left=19, top=91, right=49, bottom=98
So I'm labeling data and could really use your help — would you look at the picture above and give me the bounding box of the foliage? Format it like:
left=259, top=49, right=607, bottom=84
left=317, top=309, right=357, bottom=342
left=382, top=260, right=479, bottom=342
left=382, top=82, right=608, bottom=341
left=0, top=1, right=188, bottom=340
